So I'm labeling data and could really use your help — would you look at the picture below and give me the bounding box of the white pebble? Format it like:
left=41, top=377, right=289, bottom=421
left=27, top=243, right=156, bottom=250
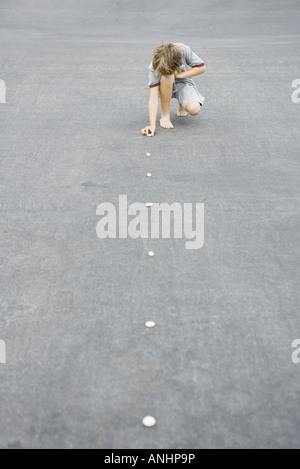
left=147, top=153, right=151, bottom=156
left=145, top=321, right=156, bottom=328
left=147, top=173, right=152, bottom=178
left=148, top=251, right=155, bottom=257
left=143, top=416, right=156, bottom=428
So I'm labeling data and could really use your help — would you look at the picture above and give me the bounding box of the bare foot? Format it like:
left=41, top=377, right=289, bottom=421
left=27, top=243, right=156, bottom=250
left=160, top=115, right=174, bottom=129
left=177, top=103, right=188, bottom=117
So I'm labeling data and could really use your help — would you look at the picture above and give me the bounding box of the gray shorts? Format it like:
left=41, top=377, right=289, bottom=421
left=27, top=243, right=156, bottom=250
left=172, top=81, right=205, bottom=107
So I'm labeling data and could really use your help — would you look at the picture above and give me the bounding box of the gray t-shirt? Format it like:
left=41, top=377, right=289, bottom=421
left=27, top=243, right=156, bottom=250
left=148, top=43, right=205, bottom=88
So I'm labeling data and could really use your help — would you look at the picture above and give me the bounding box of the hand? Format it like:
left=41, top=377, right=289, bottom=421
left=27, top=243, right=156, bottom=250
left=141, top=126, right=155, bottom=137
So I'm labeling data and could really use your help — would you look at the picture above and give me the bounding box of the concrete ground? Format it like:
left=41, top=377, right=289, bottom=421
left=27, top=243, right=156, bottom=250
left=0, top=0, right=300, bottom=449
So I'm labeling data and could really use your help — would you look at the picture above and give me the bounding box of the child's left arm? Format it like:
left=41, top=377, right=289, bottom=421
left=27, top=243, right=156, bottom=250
left=175, top=65, right=206, bottom=79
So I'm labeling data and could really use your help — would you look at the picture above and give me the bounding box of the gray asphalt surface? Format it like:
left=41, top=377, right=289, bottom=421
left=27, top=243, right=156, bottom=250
left=0, top=0, right=300, bottom=449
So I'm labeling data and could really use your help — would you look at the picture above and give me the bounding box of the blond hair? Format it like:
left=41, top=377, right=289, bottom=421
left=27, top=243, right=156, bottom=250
left=152, top=43, right=183, bottom=76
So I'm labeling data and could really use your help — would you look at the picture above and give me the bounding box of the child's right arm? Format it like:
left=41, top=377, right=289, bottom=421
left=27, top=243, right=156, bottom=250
left=141, top=86, right=160, bottom=137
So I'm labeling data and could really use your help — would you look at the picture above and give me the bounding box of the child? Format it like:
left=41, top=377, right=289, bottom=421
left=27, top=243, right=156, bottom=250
left=141, top=43, right=206, bottom=137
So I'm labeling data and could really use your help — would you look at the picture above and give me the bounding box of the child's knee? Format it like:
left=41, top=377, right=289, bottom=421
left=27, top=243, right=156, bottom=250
left=161, top=74, right=175, bottom=85
left=186, top=102, right=201, bottom=116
